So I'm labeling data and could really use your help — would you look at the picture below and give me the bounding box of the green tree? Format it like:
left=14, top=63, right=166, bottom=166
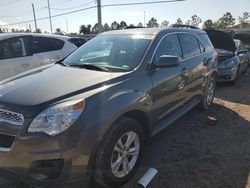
left=186, top=14, right=202, bottom=26
left=111, top=21, right=120, bottom=30
left=91, top=23, right=99, bottom=34
left=160, top=20, right=169, bottom=28
left=217, top=12, right=236, bottom=29
left=79, top=24, right=91, bottom=34
left=103, top=23, right=110, bottom=31
left=176, top=18, right=183, bottom=24
left=147, top=17, right=159, bottom=28
left=239, top=12, right=250, bottom=28
left=119, top=21, right=127, bottom=29
left=36, top=28, right=42, bottom=33
left=203, top=19, right=215, bottom=29
left=137, top=22, right=143, bottom=27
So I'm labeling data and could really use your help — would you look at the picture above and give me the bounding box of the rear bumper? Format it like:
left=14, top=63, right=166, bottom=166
left=217, top=67, right=237, bottom=82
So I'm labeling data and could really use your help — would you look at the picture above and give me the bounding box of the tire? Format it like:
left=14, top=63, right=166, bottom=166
left=94, top=117, right=145, bottom=188
left=200, top=76, right=216, bottom=110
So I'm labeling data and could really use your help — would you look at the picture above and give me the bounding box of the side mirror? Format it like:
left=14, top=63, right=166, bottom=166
left=153, top=55, right=180, bottom=69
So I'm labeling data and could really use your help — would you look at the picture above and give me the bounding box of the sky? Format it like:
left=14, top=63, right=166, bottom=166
left=0, top=0, right=249, bottom=33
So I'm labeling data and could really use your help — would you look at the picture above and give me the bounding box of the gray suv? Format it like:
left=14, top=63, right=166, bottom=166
left=0, top=27, right=217, bottom=188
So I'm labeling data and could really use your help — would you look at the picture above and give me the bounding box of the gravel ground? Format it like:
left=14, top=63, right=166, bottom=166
left=1, top=69, right=250, bottom=188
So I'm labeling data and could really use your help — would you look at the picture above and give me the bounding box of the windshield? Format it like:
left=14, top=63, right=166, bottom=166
left=63, top=35, right=152, bottom=72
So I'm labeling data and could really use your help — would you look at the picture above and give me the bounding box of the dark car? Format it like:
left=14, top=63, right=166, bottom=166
left=68, top=37, right=87, bottom=47
left=234, top=39, right=249, bottom=66
left=234, top=32, right=250, bottom=64
left=206, top=30, right=248, bottom=84
left=0, top=27, right=217, bottom=188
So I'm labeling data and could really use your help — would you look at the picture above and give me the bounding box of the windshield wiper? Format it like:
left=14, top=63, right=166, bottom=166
left=68, top=63, right=110, bottom=72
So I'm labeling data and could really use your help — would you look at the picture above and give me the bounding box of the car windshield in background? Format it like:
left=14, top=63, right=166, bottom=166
left=63, top=35, right=152, bottom=72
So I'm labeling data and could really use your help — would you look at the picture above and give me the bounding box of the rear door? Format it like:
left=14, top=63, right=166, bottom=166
left=32, top=36, right=65, bottom=66
left=179, top=33, right=207, bottom=98
left=151, top=33, right=186, bottom=124
left=0, top=36, right=33, bottom=81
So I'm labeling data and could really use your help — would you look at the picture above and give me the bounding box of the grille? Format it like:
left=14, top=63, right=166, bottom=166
left=0, top=109, right=24, bottom=126
left=0, top=133, right=15, bottom=149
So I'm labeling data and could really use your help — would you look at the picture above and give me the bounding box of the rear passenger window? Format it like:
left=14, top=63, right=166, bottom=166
left=199, top=33, right=214, bottom=52
left=0, top=37, right=31, bottom=60
left=153, top=34, right=182, bottom=62
left=179, top=34, right=201, bottom=59
left=32, top=37, right=65, bottom=54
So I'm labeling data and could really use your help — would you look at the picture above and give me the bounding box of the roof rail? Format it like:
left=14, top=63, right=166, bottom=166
left=124, top=26, right=144, bottom=29
left=169, top=24, right=200, bottom=30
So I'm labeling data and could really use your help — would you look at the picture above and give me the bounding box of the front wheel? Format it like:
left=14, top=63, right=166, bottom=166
left=94, top=117, right=144, bottom=188
left=200, top=76, right=216, bottom=110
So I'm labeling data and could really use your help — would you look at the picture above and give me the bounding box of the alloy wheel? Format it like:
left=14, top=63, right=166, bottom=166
left=111, top=131, right=140, bottom=178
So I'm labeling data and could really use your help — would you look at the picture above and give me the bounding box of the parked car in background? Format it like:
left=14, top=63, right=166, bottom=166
left=0, top=33, right=78, bottom=81
left=234, top=39, right=249, bottom=65
left=206, top=30, right=248, bottom=84
left=0, top=27, right=217, bottom=188
left=68, top=37, right=87, bottom=47
left=234, top=32, right=250, bottom=65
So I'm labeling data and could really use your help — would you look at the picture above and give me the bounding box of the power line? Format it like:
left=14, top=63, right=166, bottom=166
left=0, top=0, right=20, bottom=7
left=50, top=1, right=95, bottom=11
left=1, top=0, right=186, bottom=27
left=1, top=5, right=97, bottom=27
left=102, top=0, right=186, bottom=8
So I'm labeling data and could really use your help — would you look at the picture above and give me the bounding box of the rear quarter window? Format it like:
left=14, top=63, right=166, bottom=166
left=32, top=37, right=65, bottom=54
left=199, top=33, right=214, bottom=52
left=179, top=33, right=201, bottom=59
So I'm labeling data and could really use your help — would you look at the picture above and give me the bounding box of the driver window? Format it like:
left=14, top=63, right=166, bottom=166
left=154, top=34, right=183, bottom=63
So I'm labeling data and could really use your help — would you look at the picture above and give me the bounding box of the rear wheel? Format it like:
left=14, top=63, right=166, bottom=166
left=200, top=76, right=216, bottom=110
left=94, top=117, right=144, bottom=188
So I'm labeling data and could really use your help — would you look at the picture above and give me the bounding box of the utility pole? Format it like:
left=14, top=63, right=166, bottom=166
left=66, top=19, right=69, bottom=33
left=47, top=0, right=53, bottom=34
left=144, top=11, right=146, bottom=27
left=32, top=3, right=37, bottom=32
left=97, top=0, right=102, bottom=33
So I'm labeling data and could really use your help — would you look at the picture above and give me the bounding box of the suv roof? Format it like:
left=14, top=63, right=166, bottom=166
left=0, top=33, right=71, bottom=41
left=100, top=27, right=206, bottom=36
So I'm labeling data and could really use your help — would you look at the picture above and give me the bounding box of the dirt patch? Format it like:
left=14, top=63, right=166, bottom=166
left=123, top=70, right=250, bottom=188
left=1, top=70, right=250, bottom=188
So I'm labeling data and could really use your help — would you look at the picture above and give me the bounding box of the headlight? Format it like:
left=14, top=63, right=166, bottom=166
left=28, top=99, right=85, bottom=136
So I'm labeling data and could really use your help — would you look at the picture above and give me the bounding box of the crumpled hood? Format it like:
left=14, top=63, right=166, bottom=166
left=0, top=65, right=125, bottom=107
left=205, top=30, right=237, bottom=53
left=234, top=33, right=250, bottom=46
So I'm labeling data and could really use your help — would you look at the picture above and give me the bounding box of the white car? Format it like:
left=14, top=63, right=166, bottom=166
left=0, top=33, right=78, bottom=81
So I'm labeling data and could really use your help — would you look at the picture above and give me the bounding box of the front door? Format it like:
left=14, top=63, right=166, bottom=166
left=151, top=34, right=188, bottom=125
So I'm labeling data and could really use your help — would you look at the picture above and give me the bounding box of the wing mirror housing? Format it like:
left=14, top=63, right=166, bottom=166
left=153, top=55, right=180, bottom=69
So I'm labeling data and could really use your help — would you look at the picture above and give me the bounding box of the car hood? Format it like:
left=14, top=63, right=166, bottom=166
left=0, top=64, right=126, bottom=108
left=205, top=30, right=237, bottom=53
left=234, top=33, right=250, bottom=45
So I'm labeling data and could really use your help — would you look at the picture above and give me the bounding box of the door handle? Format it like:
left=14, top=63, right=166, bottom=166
left=182, top=69, right=188, bottom=77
